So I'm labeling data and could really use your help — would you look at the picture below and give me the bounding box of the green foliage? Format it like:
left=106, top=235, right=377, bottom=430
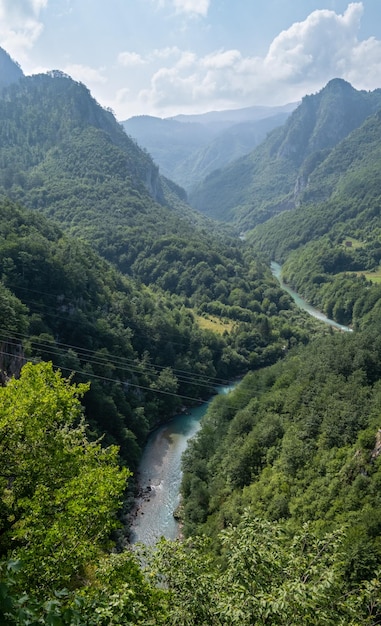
left=151, top=514, right=381, bottom=625
left=190, top=79, right=381, bottom=230
left=181, top=329, right=381, bottom=588
left=0, top=361, right=129, bottom=594
left=0, top=362, right=167, bottom=625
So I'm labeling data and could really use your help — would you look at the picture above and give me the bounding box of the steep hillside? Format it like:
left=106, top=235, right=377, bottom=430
left=189, top=79, right=381, bottom=230
left=123, top=106, right=294, bottom=192
left=0, top=71, right=165, bottom=204
left=0, top=198, right=234, bottom=468
left=0, top=70, right=223, bottom=287
left=248, top=108, right=381, bottom=327
left=0, top=61, right=317, bottom=463
left=0, top=47, right=24, bottom=90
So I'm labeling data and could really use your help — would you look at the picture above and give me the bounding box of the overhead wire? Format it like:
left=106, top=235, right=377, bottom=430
left=0, top=329, right=230, bottom=388
left=0, top=347, right=232, bottom=404
left=2, top=284, right=232, bottom=385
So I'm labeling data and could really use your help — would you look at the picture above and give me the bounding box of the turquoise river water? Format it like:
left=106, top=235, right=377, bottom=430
left=130, top=262, right=352, bottom=545
left=130, top=384, right=234, bottom=545
left=271, top=261, right=352, bottom=333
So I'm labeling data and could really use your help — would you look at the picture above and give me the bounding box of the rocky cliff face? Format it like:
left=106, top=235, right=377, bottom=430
left=277, top=79, right=381, bottom=166
left=0, top=340, right=25, bottom=385
left=188, top=79, right=381, bottom=229
left=144, top=163, right=165, bottom=203
left=0, top=47, right=24, bottom=90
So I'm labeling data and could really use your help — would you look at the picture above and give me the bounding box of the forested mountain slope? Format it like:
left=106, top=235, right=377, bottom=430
left=189, top=79, right=381, bottom=229
left=176, top=322, right=381, bottom=622
left=0, top=190, right=320, bottom=474
left=1, top=50, right=381, bottom=625
left=123, top=111, right=291, bottom=192
left=0, top=55, right=318, bottom=465
left=248, top=108, right=381, bottom=326
left=0, top=198, right=230, bottom=467
left=0, top=66, right=282, bottom=311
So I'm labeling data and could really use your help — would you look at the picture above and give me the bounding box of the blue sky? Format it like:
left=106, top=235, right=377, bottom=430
left=1, top=1, right=381, bottom=119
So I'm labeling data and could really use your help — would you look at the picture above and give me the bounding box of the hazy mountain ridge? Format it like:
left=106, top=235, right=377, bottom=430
left=189, top=79, right=381, bottom=230
left=169, top=101, right=298, bottom=126
left=0, top=47, right=24, bottom=90
left=122, top=104, right=296, bottom=192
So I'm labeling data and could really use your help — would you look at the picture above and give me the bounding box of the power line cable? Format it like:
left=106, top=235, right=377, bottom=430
left=0, top=347, right=226, bottom=403
left=0, top=329, right=230, bottom=387
left=5, top=282, right=233, bottom=364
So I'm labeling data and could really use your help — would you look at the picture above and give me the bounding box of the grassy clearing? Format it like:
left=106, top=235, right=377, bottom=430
left=195, top=313, right=235, bottom=334
left=345, top=267, right=381, bottom=283
left=360, top=269, right=381, bottom=283
left=340, top=236, right=364, bottom=249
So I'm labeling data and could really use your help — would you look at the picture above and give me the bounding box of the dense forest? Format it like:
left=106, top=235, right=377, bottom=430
left=1, top=47, right=381, bottom=624
left=189, top=79, right=381, bottom=229
left=249, top=110, right=381, bottom=328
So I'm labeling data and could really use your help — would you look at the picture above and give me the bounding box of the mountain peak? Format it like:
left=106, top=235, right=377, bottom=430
left=0, top=47, right=24, bottom=90
left=324, top=78, right=354, bottom=91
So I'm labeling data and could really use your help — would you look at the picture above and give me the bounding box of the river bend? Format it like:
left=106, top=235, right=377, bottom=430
left=130, top=384, right=234, bottom=545
left=130, top=263, right=351, bottom=545
left=271, top=261, right=352, bottom=333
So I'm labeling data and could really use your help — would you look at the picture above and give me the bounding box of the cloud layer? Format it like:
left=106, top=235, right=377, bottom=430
left=117, top=2, right=381, bottom=116
left=1, top=1, right=381, bottom=118
left=155, top=0, right=210, bottom=17
left=0, top=0, right=48, bottom=60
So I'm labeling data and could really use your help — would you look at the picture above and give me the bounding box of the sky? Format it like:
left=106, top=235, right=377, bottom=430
left=1, top=0, right=381, bottom=120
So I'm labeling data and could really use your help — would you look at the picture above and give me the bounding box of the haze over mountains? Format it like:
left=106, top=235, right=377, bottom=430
left=122, top=102, right=297, bottom=192
left=188, top=78, right=381, bottom=230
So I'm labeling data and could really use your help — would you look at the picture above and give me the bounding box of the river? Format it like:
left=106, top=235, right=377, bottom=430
left=129, top=383, right=235, bottom=545
left=271, top=261, right=352, bottom=333
left=130, top=263, right=351, bottom=545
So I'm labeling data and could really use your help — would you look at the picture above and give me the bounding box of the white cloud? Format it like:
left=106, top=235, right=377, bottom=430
left=173, top=0, right=209, bottom=17
left=118, top=51, right=146, bottom=67
left=203, top=49, right=242, bottom=70
left=128, top=2, right=381, bottom=117
left=152, top=46, right=181, bottom=60
left=264, top=2, right=364, bottom=82
left=31, top=0, right=48, bottom=11
left=345, top=36, right=381, bottom=88
left=0, top=0, right=48, bottom=60
left=63, top=63, right=107, bottom=85
left=153, top=0, right=210, bottom=17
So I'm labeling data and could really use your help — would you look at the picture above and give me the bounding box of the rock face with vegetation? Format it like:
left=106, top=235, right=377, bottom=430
left=1, top=48, right=381, bottom=625
left=189, top=79, right=381, bottom=229
left=0, top=48, right=24, bottom=90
